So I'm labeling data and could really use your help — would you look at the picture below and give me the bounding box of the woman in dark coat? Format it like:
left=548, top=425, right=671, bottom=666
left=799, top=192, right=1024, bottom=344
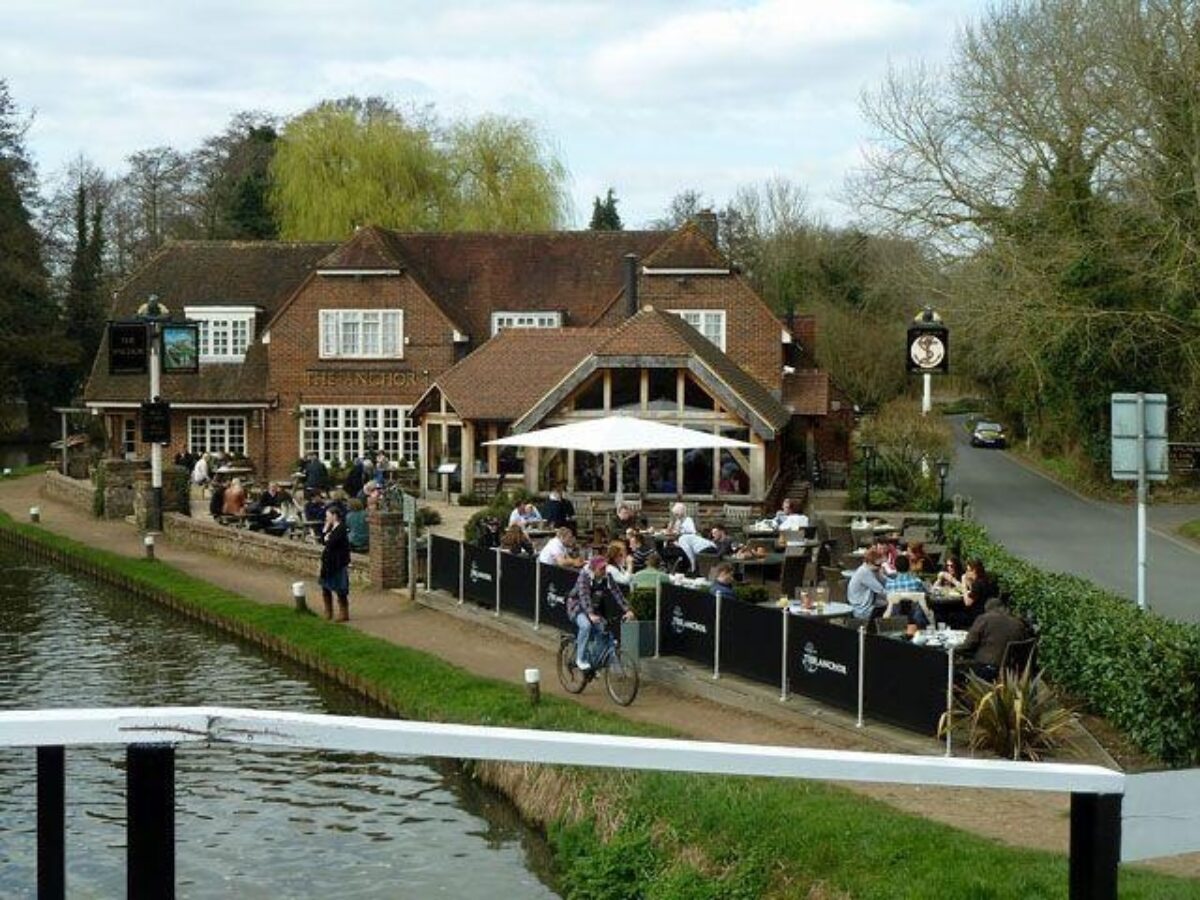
left=319, top=505, right=352, bottom=621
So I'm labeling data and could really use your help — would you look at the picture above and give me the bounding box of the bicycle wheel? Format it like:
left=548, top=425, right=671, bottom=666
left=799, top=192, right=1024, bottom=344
left=604, top=646, right=639, bottom=706
left=557, top=638, right=588, bottom=694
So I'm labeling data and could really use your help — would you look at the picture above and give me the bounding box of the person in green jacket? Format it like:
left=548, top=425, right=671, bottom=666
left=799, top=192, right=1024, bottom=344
left=345, top=498, right=369, bottom=553
left=630, top=551, right=670, bottom=590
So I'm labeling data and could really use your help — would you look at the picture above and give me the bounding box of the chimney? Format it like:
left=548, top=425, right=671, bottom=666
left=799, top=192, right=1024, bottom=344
left=624, top=253, right=639, bottom=317
left=695, top=208, right=719, bottom=245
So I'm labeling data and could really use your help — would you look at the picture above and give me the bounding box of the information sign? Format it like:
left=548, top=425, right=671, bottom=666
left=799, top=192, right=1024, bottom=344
left=140, top=401, right=171, bottom=444
left=1111, top=393, right=1168, bottom=482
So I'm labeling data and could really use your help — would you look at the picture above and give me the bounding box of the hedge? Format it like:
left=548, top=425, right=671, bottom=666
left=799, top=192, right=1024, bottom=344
left=947, top=519, right=1200, bottom=765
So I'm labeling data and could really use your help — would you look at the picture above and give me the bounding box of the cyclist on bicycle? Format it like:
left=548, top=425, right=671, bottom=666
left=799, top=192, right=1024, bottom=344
left=567, top=556, right=635, bottom=671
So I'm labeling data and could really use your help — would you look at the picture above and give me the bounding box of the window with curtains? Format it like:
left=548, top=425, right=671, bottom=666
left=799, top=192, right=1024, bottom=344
left=300, top=406, right=418, bottom=464
left=319, top=310, right=404, bottom=359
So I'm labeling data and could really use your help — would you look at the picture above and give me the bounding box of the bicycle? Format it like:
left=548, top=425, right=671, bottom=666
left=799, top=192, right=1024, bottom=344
left=557, top=620, right=640, bottom=706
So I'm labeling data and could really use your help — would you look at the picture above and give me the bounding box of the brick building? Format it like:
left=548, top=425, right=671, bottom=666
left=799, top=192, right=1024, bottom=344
left=84, top=218, right=845, bottom=502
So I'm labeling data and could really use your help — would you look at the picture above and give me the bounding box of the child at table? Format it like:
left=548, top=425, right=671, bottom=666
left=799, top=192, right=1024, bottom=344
left=710, top=563, right=736, bottom=604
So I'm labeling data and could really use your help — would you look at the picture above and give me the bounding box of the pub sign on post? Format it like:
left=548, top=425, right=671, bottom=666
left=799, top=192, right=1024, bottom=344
left=161, top=323, right=199, bottom=374
left=906, top=311, right=949, bottom=374
left=108, top=322, right=148, bottom=375
left=140, top=401, right=171, bottom=444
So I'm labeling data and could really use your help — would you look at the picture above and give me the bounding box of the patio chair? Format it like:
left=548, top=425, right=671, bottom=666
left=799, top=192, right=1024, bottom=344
left=999, top=637, right=1038, bottom=679
left=721, top=504, right=753, bottom=526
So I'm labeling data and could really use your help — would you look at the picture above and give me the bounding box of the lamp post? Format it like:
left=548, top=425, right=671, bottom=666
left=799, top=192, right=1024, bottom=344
left=860, top=443, right=876, bottom=513
left=936, top=458, right=950, bottom=540
left=137, top=294, right=167, bottom=533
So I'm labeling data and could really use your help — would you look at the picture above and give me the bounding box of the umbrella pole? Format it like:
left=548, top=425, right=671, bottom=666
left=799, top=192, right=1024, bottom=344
left=614, top=451, right=626, bottom=508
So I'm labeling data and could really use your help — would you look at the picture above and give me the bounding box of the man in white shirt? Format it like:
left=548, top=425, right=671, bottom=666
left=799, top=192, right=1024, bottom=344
left=773, top=498, right=808, bottom=532
left=537, top=527, right=585, bottom=568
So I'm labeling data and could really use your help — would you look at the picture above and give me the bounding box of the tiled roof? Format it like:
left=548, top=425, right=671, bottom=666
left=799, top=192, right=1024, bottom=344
left=782, top=368, right=830, bottom=416
left=641, top=222, right=728, bottom=269
left=432, top=328, right=604, bottom=421
left=316, top=226, right=404, bottom=270
left=84, top=241, right=335, bottom=404
left=381, top=230, right=669, bottom=339
left=596, top=308, right=791, bottom=431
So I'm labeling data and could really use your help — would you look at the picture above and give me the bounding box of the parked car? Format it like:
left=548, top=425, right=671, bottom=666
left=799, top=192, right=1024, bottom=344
left=971, top=421, right=1007, bottom=448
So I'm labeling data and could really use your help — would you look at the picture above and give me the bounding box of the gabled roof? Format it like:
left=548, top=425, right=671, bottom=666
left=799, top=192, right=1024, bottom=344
left=419, top=328, right=603, bottom=421
left=316, top=226, right=405, bottom=270
left=782, top=369, right=830, bottom=417
left=641, top=222, right=728, bottom=269
left=593, top=308, right=791, bottom=432
left=84, top=240, right=335, bottom=404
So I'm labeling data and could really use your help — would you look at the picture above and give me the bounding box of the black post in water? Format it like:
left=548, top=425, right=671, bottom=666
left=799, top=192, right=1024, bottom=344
left=1069, top=792, right=1121, bottom=900
left=127, top=744, right=175, bottom=900
left=37, top=746, right=65, bottom=900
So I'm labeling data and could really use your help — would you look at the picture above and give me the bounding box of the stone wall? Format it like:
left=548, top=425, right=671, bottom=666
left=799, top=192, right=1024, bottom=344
left=162, top=513, right=370, bottom=586
left=101, top=459, right=146, bottom=520
left=133, top=465, right=190, bottom=530
left=41, top=470, right=94, bottom=512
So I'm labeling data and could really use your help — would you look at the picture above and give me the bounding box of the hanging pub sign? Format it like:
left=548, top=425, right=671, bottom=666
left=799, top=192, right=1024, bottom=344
left=906, top=307, right=949, bottom=374
left=161, top=323, right=200, bottom=374
left=108, top=322, right=148, bottom=375
left=141, top=400, right=171, bottom=444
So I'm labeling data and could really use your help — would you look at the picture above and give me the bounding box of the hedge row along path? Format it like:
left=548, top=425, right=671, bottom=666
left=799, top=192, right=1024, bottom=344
left=1, top=473, right=1197, bottom=879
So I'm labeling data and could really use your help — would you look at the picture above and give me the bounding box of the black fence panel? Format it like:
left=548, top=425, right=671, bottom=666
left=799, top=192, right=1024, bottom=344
left=720, top=599, right=784, bottom=688
left=500, top=553, right=537, bottom=621
left=863, top=634, right=949, bottom=735
left=462, top=544, right=497, bottom=608
left=658, top=583, right=715, bottom=668
left=430, top=536, right=460, bottom=595
left=787, top=618, right=860, bottom=713
left=539, top=563, right=578, bottom=633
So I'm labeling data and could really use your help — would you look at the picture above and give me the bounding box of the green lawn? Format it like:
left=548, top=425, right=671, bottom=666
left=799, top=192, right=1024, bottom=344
left=1, top=512, right=1194, bottom=899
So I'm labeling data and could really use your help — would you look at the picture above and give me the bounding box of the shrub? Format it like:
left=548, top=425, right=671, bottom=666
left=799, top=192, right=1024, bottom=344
left=733, top=584, right=769, bottom=605
left=627, top=587, right=656, bottom=620
left=941, top=669, right=1076, bottom=761
left=457, top=492, right=486, bottom=507
left=946, top=519, right=1200, bottom=765
left=414, top=507, right=441, bottom=530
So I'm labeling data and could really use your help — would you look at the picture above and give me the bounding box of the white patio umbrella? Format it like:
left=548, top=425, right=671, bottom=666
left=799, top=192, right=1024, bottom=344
left=485, top=414, right=754, bottom=506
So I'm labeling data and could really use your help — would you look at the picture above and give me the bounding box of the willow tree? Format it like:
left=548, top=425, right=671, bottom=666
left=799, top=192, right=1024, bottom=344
left=445, top=115, right=568, bottom=230
left=270, top=99, right=448, bottom=239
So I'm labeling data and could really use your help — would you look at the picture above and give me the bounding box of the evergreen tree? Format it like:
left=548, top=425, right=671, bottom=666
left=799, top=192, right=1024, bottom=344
left=589, top=188, right=623, bottom=230
left=63, top=179, right=106, bottom=395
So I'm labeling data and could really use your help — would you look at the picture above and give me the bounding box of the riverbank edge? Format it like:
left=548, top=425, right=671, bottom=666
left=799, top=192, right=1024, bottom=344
left=2, top=513, right=1197, bottom=897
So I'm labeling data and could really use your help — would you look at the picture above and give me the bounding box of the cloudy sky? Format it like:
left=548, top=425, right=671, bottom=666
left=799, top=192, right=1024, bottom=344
left=3, top=0, right=987, bottom=227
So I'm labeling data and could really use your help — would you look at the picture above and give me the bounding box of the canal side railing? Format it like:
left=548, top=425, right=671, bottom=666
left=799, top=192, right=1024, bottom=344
left=3, top=706, right=1199, bottom=899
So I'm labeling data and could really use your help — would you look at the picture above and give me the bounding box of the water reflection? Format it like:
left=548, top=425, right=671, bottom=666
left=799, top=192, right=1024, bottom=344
left=0, top=553, right=557, bottom=898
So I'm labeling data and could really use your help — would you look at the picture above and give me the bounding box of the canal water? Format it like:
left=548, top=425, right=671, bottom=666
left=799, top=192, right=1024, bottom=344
left=0, top=548, right=558, bottom=898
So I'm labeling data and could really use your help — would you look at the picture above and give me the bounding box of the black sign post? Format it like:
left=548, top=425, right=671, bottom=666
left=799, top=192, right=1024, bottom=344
left=907, top=306, right=949, bottom=415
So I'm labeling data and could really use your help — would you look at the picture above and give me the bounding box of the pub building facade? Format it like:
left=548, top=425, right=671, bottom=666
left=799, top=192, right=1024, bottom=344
left=84, top=216, right=847, bottom=505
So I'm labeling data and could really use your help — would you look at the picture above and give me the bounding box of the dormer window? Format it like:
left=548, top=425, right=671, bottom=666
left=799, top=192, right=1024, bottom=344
left=670, top=309, right=726, bottom=351
left=184, top=306, right=256, bottom=363
left=491, top=311, right=562, bottom=335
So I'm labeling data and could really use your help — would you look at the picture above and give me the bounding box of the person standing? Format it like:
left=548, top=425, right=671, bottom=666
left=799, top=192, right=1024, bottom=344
left=319, top=505, right=352, bottom=622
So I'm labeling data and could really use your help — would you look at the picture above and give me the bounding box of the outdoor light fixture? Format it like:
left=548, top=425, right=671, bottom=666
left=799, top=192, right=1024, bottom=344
left=860, top=443, right=876, bottom=512
left=936, top=458, right=950, bottom=539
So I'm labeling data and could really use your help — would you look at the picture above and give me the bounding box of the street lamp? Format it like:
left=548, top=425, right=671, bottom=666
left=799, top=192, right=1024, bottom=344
left=935, top=458, right=950, bottom=540
left=860, top=443, right=876, bottom=512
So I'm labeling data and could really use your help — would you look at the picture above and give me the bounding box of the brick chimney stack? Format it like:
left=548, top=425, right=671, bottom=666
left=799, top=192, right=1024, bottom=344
left=695, top=208, right=719, bottom=245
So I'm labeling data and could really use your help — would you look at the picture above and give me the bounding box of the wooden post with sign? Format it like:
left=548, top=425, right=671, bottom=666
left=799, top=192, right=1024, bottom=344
left=907, top=307, right=949, bottom=415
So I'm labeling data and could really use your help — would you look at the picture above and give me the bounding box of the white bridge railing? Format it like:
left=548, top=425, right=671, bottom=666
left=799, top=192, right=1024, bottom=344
left=1, top=707, right=1196, bottom=899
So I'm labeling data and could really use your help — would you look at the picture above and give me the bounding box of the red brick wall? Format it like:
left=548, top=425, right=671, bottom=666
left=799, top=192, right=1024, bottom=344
left=606, top=273, right=783, bottom=392
left=263, top=273, right=459, bottom=479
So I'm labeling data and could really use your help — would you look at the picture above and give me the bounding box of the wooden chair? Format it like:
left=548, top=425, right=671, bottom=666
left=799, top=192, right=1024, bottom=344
left=721, top=504, right=753, bottom=526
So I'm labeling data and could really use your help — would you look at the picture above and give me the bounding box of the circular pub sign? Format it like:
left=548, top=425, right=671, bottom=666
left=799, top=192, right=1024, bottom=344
left=906, top=307, right=949, bottom=374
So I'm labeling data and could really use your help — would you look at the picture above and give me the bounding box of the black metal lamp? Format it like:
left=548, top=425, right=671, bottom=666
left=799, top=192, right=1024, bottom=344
left=936, top=458, right=950, bottom=539
left=860, top=443, right=876, bottom=512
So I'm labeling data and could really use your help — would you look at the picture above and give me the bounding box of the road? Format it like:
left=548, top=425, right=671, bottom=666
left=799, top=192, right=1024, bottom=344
left=945, top=417, right=1200, bottom=624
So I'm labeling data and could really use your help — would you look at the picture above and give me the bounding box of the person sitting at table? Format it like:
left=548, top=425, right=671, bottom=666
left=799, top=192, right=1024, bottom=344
left=249, top=482, right=291, bottom=535
left=303, top=490, right=327, bottom=540
left=222, top=478, right=248, bottom=518
left=883, top=556, right=931, bottom=628
left=906, top=541, right=931, bottom=574
left=208, top=477, right=227, bottom=519
left=537, top=527, right=586, bottom=568
left=605, top=540, right=632, bottom=586
left=345, top=498, right=370, bottom=553
left=541, top=484, right=576, bottom=530
left=708, top=523, right=737, bottom=558
left=303, top=452, right=328, bottom=493
left=500, top=524, right=534, bottom=556
left=710, top=562, right=737, bottom=604
left=959, top=597, right=1029, bottom=681
left=626, top=531, right=652, bottom=574
left=610, top=502, right=643, bottom=535
left=871, top=538, right=898, bottom=577
left=477, top=515, right=502, bottom=550
left=847, top=548, right=888, bottom=619
left=935, top=555, right=964, bottom=590
left=630, top=551, right=670, bottom=589
left=343, top=458, right=367, bottom=498
left=660, top=502, right=698, bottom=571
left=961, top=558, right=998, bottom=621
left=772, top=498, right=809, bottom=531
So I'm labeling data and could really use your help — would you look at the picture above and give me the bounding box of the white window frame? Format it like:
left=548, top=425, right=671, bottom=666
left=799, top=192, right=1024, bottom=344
left=187, top=416, right=247, bottom=456
left=299, top=405, right=419, bottom=466
left=670, top=309, right=726, bottom=351
left=184, top=306, right=257, bottom=363
left=319, top=309, right=404, bottom=360
left=491, top=311, right=562, bottom=335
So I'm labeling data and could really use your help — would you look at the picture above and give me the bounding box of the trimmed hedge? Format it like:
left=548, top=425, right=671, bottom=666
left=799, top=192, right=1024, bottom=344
left=947, top=519, right=1200, bottom=765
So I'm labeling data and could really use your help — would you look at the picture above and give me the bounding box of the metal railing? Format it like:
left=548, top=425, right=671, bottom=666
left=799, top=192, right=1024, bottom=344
left=0, top=706, right=1142, bottom=899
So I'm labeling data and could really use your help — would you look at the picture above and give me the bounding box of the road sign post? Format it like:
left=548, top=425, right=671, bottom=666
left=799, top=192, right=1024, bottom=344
left=1111, top=393, right=1168, bottom=611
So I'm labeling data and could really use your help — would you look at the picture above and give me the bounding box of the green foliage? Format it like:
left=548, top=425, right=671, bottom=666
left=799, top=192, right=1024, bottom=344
left=462, top=489, right=536, bottom=541
left=91, top=463, right=106, bottom=518
left=733, top=584, right=769, bottom=605
left=589, top=188, right=623, bottom=230
left=456, top=492, right=486, bottom=507
left=271, top=98, right=568, bottom=239
left=948, top=519, right=1200, bottom=765
left=942, top=669, right=1076, bottom=761
left=414, top=506, right=441, bottom=530
left=626, top=588, right=656, bottom=621
left=852, top=401, right=954, bottom=510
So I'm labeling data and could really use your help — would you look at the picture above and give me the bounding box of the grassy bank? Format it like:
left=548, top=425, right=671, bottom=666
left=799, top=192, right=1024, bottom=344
left=1180, top=519, right=1200, bottom=545
left=0, top=513, right=1194, bottom=898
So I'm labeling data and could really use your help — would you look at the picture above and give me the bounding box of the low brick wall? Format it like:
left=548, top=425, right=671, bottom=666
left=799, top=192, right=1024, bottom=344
left=41, top=470, right=94, bottom=513
left=162, top=513, right=370, bottom=586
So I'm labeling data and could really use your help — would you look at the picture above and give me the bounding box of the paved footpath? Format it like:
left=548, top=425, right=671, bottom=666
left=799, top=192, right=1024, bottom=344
left=4, top=475, right=1197, bottom=876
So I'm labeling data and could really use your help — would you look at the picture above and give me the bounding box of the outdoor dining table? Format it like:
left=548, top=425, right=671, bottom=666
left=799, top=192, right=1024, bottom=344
left=727, top=552, right=784, bottom=584
left=787, top=600, right=853, bottom=619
